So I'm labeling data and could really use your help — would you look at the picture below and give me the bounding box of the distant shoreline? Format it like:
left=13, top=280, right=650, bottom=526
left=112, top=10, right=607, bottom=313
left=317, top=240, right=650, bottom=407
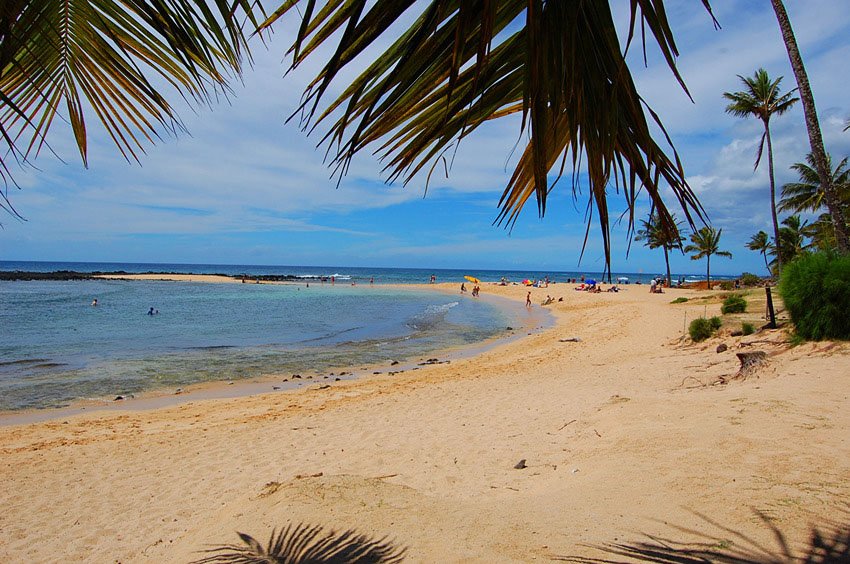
left=0, top=270, right=338, bottom=283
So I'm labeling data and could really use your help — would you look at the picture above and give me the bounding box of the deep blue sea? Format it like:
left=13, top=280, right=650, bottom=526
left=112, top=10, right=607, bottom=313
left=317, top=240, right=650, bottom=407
left=0, top=261, right=735, bottom=412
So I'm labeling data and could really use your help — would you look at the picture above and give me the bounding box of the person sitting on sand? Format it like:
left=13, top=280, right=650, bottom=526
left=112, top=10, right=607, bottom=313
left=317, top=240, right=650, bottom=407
left=541, top=295, right=554, bottom=306
left=472, top=285, right=480, bottom=297
left=461, top=283, right=466, bottom=293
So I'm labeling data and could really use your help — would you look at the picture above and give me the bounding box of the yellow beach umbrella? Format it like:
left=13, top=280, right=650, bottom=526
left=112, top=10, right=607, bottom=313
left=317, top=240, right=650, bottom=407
left=464, top=275, right=480, bottom=284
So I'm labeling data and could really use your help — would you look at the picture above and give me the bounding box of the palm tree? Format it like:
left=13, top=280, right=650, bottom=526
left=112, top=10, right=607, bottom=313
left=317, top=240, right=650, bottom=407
left=770, top=0, right=850, bottom=253
left=746, top=230, right=773, bottom=275
left=723, top=68, right=798, bottom=272
left=774, top=214, right=810, bottom=266
left=780, top=152, right=850, bottom=251
left=250, top=1, right=718, bottom=270
left=634, top=212, right=684, bottom=288
left=684, top=227, right=732, bottom=289
left=780, top=152, right=850, bottom=214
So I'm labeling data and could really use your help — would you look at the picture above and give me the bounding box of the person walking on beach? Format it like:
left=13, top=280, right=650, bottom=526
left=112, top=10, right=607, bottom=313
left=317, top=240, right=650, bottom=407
left=526, top=291, right=532, bottom=308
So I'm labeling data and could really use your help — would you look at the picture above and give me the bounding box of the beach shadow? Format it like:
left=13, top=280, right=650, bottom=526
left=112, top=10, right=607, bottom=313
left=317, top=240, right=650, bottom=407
left=555, top=510, right=849, bottom=564
left=191, top=522, right=406, bottom=563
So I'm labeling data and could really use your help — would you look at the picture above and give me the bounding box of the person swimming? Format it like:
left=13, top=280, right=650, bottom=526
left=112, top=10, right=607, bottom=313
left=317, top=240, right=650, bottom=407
left=147, top=307, right=157, bottom=316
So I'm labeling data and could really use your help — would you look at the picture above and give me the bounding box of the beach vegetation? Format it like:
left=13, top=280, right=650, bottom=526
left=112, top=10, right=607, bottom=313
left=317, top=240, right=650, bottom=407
left=724, top=68, right=798, bottom=272
left=721, top=295, right=747, bottom=314
left=779, top=152, right=850, bottom=252
left=2, top=2, right=717, bottom=268
left=710, top=316, right=723, bottom=331
left=689, top=317, right=717, bottom=342
left=635, top=212, right=686, bottom=288
left=670, top=297, right=689, bottom=304
left=742, top=322, right=756, bottom=335
left=770, top=0, right=850, bottom=253
left=779, top=251, right=850, bottom=340
left=774, top=215, right=811, bottom=267
left=684, top=227, right=733, bottom=289
left=192, top=523, right=406, bottom=564
left=746, top=231, right=774, bottom=275
left=740, top=272, right=763, bottom=287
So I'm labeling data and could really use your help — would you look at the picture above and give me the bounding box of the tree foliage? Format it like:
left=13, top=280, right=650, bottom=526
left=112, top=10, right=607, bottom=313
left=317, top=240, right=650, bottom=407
left=684, top=226, right=732, bottom=288
left=257, top=0, right=717, bottom=269
left=0, top=0, right=263, bottom=217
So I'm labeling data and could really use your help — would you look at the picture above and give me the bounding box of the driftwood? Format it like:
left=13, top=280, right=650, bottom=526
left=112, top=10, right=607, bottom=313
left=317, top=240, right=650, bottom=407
left=736, top=351, right=768, bottom=378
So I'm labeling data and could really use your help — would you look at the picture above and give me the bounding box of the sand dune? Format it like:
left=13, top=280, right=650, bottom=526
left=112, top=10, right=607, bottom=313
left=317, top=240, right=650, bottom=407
left=0, top=283, right=847, bottom=562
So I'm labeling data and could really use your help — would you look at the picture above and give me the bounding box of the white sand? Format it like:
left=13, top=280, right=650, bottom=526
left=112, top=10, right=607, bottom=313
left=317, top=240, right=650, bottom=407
left=1, top=282, right=847, bottom=562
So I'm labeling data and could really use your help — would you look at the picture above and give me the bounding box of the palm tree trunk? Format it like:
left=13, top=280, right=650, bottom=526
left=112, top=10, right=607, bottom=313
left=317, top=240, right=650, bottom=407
left=771, top=0, right=850, bottom=253
left=664, top=247, right=671, bottom=288
left=763, top=250, right=770, bottom=274
left=764, top=121, right=782, bottom=272
left=706, top=254, right=711, bottom=290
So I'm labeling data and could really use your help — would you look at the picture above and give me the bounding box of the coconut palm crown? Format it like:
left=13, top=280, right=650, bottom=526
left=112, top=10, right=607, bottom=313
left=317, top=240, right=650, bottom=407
left=746, top=230, right=773, bottom=275
left=723, top=68, right=798, bottom=272
left=684, top=226, right=732, bottom=289
left=780, top=152, right=850, bottom=252
left=780, top=152, right=850, bottom=215
left=634, top=211, right=685, bottom=287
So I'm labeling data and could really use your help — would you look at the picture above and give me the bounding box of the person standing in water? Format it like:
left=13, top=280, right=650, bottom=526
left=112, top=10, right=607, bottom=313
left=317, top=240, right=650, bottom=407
left=526, top=291, right=532, bottom=308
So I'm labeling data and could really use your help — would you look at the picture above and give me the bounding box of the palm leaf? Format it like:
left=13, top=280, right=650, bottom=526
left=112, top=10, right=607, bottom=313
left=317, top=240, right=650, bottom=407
left=260, top=0, right=715, bottom=271
left=0, top=0, right=264, bottom=188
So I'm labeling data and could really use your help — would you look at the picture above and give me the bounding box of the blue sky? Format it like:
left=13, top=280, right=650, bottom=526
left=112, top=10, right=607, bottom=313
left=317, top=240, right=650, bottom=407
left=3, top=0, right=850, bottom=276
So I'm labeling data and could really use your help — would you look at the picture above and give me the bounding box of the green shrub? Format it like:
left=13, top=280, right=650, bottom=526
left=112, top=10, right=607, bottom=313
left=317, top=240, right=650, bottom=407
left=718, top=281, right=734, bottom=291
left=742, top=322, right=755, bottom=336
left=709, top=316, right=722, bottom=330
left=740, top=272, right=761, bottom=287
left=670, top=297, right=689, bottom=304
left=779, top=251, right=850, bottom=340
left=721, top=294, right=747, bottom=314
left=689, top=318, right=715, bottom=342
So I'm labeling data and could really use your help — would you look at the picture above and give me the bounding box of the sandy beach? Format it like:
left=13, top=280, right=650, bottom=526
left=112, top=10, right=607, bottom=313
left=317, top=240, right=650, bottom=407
left=1, top=281, right=848, bottom=562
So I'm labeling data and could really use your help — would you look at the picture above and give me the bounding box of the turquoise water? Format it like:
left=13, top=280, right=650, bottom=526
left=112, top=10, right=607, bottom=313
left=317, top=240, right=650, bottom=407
left=0, top=279, right=514, bottom=411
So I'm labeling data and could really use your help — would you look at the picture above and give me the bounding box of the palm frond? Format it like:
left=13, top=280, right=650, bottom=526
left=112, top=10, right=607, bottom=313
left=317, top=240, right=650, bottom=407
left=0, top=0, right=264, bottom=187
left=260, top=0, right=715, bottom=270
left=192, top=523, right=406, bottom=564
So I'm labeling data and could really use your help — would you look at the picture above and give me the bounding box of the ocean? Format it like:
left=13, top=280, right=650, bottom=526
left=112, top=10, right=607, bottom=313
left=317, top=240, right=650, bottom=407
left=0, top=261, right=735, bottom=412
